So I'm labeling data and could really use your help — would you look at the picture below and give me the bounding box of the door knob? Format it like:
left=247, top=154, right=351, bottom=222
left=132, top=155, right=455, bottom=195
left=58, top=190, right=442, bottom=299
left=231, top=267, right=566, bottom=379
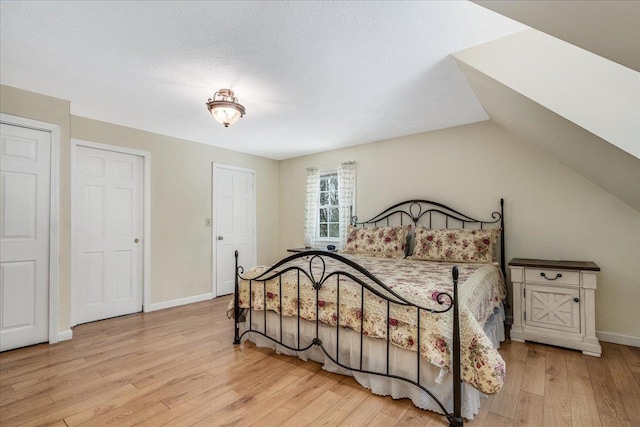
left=134, top=238, right=139, bottom=243
left=218, top=236, right=224, bottom=240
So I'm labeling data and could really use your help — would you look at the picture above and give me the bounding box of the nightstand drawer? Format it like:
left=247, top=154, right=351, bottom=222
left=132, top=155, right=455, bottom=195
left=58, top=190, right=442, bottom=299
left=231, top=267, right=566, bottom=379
left=525, top=268, right=580, bottom=286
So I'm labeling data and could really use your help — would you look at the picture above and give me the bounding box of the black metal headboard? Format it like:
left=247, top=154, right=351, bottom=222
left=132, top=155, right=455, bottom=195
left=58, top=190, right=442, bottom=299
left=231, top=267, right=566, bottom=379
left=351, top=199, right=506, bottom=277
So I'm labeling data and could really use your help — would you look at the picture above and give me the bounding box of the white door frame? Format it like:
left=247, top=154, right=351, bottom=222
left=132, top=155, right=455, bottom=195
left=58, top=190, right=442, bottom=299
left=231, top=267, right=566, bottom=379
left=70, top=139, right=151, bottom=326
left=0, top=113, right=61, bottom=343
left=212, top=163, right=257, bottom=298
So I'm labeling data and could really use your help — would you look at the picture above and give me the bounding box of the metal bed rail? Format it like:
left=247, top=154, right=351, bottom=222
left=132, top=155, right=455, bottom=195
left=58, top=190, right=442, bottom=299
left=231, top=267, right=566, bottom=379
left=233, top=250, right=464, bottom=427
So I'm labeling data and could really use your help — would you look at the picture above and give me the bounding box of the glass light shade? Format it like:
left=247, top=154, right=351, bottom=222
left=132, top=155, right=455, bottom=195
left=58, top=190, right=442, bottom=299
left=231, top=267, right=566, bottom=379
left=211, top=105, right=242, bottom=127
left=206, top=89, right=246, bottom=127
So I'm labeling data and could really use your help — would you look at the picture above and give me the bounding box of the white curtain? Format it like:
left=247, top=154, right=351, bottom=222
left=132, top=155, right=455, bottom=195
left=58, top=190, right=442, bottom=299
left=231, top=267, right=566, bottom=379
left=338, top=161, right=357, bottom=249
left=304, top=167, right=320, bottom=248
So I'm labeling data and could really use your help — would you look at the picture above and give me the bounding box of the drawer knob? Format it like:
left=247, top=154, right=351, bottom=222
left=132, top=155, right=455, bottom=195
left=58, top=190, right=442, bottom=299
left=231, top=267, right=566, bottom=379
left=540, top=272, right=562, bottom=281
left=573, top=297, right=580, bottom=303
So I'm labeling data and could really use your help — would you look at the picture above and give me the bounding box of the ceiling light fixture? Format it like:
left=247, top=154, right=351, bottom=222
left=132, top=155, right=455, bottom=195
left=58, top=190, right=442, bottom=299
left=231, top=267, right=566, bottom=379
left=206, top=89, right=246, bottom=127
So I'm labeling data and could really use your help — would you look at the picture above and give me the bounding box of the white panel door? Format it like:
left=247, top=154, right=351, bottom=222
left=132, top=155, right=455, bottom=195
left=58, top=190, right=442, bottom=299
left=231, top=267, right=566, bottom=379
left=0, top=123, right=51, bottom=351
left=215, top=167, right=255, bottom=296
left=75, top=146, right=143, bottom=324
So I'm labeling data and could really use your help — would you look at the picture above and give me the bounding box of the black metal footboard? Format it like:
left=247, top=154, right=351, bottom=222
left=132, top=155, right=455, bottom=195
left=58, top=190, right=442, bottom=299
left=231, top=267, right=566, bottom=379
left=233, top=250, right=464, bottom=427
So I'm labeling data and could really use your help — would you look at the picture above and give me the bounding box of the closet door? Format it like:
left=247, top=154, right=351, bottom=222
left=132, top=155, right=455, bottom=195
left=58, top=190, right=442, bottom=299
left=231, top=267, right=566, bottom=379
left=75, top=145, right=143, bottom=324
left=215, top=165, right=255, bottom=296
left=0, top=123, right=51, bottom=351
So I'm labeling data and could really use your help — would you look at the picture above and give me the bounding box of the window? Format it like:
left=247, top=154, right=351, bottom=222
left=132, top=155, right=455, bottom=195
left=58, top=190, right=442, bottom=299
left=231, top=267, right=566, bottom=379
left=304, top=162, right=356, bottom=249
left=318, top=172, right=339, bottom=240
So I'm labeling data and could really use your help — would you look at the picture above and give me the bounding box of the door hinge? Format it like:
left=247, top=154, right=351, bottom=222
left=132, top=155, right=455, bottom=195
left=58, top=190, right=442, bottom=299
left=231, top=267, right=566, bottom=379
left=524, top=311, right=526, bottom=321
left=523, top=289, right=526, bottom=298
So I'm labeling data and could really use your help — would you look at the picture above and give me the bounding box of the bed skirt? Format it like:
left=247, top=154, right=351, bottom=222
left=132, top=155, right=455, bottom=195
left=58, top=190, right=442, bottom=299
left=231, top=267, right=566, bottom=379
left=240, top=304, right=505, bottom=420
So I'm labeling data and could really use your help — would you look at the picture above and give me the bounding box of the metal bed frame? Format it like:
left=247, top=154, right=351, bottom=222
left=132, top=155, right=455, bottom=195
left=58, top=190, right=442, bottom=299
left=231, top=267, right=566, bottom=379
left=233, top=199, right=505, bottom=427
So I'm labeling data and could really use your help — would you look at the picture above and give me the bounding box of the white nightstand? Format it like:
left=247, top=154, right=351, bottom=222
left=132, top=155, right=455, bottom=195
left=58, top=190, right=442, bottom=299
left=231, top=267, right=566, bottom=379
left=509, top=258, right=601, bottom=357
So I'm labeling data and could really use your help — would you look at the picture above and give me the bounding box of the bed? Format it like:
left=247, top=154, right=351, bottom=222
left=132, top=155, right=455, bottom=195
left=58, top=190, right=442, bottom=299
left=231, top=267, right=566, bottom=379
left=229, top=199, right=506, bottom=426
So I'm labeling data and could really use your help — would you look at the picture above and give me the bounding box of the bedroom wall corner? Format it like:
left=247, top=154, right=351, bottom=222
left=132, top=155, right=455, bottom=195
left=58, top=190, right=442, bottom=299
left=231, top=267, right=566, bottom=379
left=277, top=121, right=640, bottom=344
left=70, top=116, right=281, bottom=306
left=1, top=83, right=282, bottom=330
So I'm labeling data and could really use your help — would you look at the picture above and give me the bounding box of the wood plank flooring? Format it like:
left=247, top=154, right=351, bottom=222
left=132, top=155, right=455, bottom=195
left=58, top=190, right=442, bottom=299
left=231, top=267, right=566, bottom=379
left=1, top=298, right=638, bottom=426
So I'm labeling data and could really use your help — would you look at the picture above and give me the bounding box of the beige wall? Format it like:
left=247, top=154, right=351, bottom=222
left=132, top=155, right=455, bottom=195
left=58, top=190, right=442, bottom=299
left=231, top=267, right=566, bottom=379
left=1, top=84, right=280, bottom=334
left=279, top=121, right=640, bottom=340
left=71, top=116, right=281, bottom=305
left=3, top=84, right=638, bottom=342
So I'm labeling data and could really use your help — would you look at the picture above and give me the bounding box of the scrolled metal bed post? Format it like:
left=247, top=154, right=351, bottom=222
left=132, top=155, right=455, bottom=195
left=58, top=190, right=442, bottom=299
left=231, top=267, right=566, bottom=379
left=233, top=250, right=241, bottom=345
left=500, top=198, right=506, bottom=278
left=450, top=265, right=463, bottom=427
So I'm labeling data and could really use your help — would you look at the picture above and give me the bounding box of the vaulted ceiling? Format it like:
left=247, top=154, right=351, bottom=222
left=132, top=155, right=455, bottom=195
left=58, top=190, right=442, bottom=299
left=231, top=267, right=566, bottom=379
left=0, top=1, right=525, bottom=160
left=473, top=0, right=640, bottom=72
left=1, top=1, right=638, bottom=211
left=463, top=2, right=640, bottom=212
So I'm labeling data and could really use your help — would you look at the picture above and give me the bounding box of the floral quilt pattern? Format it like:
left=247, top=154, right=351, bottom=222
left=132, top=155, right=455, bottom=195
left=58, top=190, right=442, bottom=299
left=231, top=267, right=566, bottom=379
left=410, top=227, right=501, bottom=264
left=228, top=255, right=506, bottom=394
left=341, top=225, right=409, bottom=258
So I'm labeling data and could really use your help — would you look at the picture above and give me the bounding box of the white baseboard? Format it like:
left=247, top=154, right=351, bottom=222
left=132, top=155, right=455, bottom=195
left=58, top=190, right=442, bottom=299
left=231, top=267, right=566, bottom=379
left=57, top=329, right=73, bottom=342
left=503, top=316, right=638, bottom=348
left=144, top=292, right=214, bottom=313
left=597, top=330, right=640, bottom=348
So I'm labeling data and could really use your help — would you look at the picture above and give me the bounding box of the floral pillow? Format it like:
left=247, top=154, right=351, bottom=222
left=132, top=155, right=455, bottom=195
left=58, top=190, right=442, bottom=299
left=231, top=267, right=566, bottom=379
left=409, top=226, right=501, bottom=263
left=341, top=225, right=410, bottom=258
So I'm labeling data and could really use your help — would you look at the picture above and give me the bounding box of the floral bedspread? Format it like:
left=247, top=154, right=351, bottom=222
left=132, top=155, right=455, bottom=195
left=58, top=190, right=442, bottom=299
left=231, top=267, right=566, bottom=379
left=228, top=254, right=506, bottom=394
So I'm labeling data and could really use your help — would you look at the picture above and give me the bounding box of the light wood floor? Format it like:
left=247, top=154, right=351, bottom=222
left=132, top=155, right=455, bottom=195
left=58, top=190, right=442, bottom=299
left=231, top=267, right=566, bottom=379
left=1, top=298, right=639, bottom=427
